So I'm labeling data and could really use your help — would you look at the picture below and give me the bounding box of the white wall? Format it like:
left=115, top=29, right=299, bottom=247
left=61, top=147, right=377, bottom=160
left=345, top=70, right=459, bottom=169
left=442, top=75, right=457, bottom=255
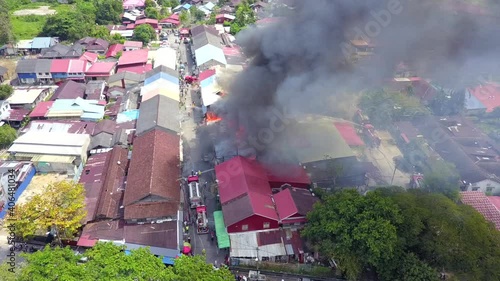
left=468, top=179, right=500, bottom=195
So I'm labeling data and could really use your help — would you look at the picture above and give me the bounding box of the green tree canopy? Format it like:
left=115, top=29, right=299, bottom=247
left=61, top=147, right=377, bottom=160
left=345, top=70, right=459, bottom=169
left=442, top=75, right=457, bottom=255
left=422, top=159, right=460, bottom=200
left=229, top=2, right=256, bottom=35
left=159, top=0, right=179, bottom=7
left=90, top=25, right=111, bottom=41
left=190, top=7, right=206, bottom=23
left=41, top=11, right=93, bottom=41
left=0, top=124, right=16, bottom=148
left=132, top=24, right=156, bottom=44
left=145, top=7, right=161, bottom=19
left=93, top=0, right=122, bottom=25
left=302, top=189, right=403, bottom=280
left=7, top=180, right=86, bottom=240
left=12, top=242, right=234, bottom=281
left=0, top=84, right=13, bottom=99
left=0, top=0, right=14, bottom=45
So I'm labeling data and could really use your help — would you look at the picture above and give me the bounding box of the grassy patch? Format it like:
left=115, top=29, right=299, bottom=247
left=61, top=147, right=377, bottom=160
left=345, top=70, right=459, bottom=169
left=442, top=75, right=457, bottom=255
left=10, top=3, right=74, bottom=39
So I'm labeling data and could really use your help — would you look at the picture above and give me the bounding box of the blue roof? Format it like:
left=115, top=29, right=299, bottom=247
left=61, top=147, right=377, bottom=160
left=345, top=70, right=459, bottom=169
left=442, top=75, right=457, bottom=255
left=117, top=109, right=140, bottom=123
left=195, top=45, right=227, bottom=67
left=145, top=72, right=178, bottom=85
left=465, top=89, right=487, bottom=110
left=200, top=76, right=216, bottom=88
left=183, top=3, right=192, bottom=9
left=31, top=37, right=55, bottom=49
left=50, top=98, right=104, bottom=120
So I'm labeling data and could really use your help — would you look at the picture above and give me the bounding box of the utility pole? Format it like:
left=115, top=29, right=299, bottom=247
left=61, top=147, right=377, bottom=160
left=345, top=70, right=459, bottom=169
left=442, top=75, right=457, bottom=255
left=255, top=247, right=260, bottom=279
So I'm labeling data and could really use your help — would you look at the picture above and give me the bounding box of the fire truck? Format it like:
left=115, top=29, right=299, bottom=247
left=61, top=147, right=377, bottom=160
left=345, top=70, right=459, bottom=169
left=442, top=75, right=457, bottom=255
left=187, top=175, right=202, bottom=209
left=196, top=205, right=209, bottom=234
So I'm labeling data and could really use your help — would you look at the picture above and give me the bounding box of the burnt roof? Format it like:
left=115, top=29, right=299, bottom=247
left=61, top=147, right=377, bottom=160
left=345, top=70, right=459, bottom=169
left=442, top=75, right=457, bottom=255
left=288, top=187, right=319, bottom=216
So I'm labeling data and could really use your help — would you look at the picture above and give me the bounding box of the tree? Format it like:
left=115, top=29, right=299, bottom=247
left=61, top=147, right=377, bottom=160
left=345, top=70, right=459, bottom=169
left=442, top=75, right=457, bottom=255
left=7, top=181, right=86, bottom=241
left=206, top=12, right=216, bottom=25
left=0, top=261, right=22, bottom=281
left=90, top=25, right=111, bottom=41
left=0, top=125, right=17, bottom=148
left=42, top=11, right=93, bottom=41
left=0, top=0, right=14, bottom=45
left=0, top=84, right=13, bottom=99
left=110, top=33, right=125, bottom=44
left=229, top=2, right=256, bottom=34
left=94, top=0, right=123, bottom=25
left=17, top=242, right=234, bottom=280
left=302, top=189, right=403, bottom=280
left=190, top=7, right=206, bottom=23
left=423, top=160, right=460, bottom=200
left=179, top=10, right=189, bottom=25
left=76, top=0, right=97, bottom=23
left=145, top=0, right=156, bottom=8
left=132, top=24, right=156, bottom=44
left=145, top=7, right=160, bottom=19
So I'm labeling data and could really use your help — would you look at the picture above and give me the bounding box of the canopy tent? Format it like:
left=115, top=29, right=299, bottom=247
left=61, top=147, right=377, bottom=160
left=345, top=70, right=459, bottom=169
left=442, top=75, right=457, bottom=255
left=213, top=211, right=230, bottom=249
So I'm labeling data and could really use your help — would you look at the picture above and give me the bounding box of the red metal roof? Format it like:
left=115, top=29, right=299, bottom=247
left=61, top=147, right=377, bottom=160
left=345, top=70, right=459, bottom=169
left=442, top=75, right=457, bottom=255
left=160, top=18, right=180, bottom=25
left=118, top=49, right=149, bottom=66
left=223, top=46, right=243, bottom=57
left=199, top=69, right=216, bottom=81
left=29, top=101, right=54, bottom=118
left=460, top=191, right=500, bottom=230
left=488, top=196, right=500, bottom=211
left=216, top=156, right=271, bottom=204
left=135, top=18, right=158, bottom=25
left=273, top=188, right=297, bottom=220
left=124, top=40, right=143, bottom=48
left=117, top=63, right=152, bottom=74
left=50, top=59, right=71, bottom=72
left=468, top=83, right=500, bottom=113
left=86, top=62, right=116, bottom=75
left=80, top=52, right=98, bottom=64
left=273, top=187, right=318, bottom=221
left=68, top=59, right=87, bottom=73
left=126, top=24, right=136, bottom=30
left=106, top=44, right=124, bottom=58
left=265, top=164, right=310, bottom=188
left=334, top=122, right=365, bottom=146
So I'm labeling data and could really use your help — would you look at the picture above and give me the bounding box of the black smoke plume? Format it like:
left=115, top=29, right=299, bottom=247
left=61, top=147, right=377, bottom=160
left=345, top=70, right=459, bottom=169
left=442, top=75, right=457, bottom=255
left=207, top=0, right=500, bottom=164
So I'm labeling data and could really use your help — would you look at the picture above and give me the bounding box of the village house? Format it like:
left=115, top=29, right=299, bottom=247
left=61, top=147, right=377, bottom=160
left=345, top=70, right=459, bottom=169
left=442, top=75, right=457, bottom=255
left=85, top=62, right=117, bottom=81
left=136, top=95, right=180, bottom=137
left=30, top=37, right=57, bottom=54
left=117, top=49, right=151, bottom=74
left=191, top=25, right=227, bottom=70
left=41, top=43, right=84, bottom=59
left=0, top=100, right=11, bottom=120
left=134, top=18, right=160, bottom=32
left=215, top=14, right=236, bottom=24
left=0, top=66, right=7, bottom=83
left=76, top=37, right=110, bottom=54
left=105, top=44, right=124, bottom=58
left=107, top=72, right=145, bottom=88
left=46, top=97, right=105, bottom=122
left=6, top=87, right=51, bottom=110
left=123, top=41, right=143, bottom=52
left=51, top=80, right=86, bottom=100
left=160, top=14, right=180, bottom=28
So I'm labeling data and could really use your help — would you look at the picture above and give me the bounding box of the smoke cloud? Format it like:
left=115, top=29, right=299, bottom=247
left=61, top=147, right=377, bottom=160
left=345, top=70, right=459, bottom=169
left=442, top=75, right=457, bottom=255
left=206, top=0, right=500, bottom=164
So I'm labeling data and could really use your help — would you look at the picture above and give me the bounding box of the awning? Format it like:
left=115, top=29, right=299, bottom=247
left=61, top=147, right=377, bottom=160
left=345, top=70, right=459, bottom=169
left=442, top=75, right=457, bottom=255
left=213, top=211, right=230, bottom=249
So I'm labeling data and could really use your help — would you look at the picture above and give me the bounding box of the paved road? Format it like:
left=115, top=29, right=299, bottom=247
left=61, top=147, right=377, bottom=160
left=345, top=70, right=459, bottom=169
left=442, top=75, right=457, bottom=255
left=178, top=38, right=226, bottom=266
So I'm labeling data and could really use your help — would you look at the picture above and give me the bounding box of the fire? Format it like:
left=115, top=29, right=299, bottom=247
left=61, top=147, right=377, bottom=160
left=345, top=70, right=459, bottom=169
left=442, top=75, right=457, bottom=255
left=206, top=112, right=222, bottom=124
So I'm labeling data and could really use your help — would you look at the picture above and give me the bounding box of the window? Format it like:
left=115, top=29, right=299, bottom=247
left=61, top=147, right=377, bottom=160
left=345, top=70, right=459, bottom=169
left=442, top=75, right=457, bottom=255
left=486, top=186, right=493, bottom=193
left=45, top=73, right=49, bottom=75
left=241, top=224, right=248, bottom=231
left=263, top=222, right=270, bottom=229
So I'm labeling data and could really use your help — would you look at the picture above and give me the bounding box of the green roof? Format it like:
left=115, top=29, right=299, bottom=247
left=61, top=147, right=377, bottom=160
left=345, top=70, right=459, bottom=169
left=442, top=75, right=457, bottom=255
left=213, top=211, right=230, bottom=249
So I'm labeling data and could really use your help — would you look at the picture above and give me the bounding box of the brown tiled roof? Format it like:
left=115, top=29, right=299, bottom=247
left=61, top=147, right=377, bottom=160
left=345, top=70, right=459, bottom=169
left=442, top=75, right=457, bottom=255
left=123, top=130, right=180, bottom=219
left=460, top=191, right=500, bottom=230
left=124, top=221, right=178, bottom=249
left=94, top=147, right=129, bottom=220
left=124, top=202, right=178, bottom=220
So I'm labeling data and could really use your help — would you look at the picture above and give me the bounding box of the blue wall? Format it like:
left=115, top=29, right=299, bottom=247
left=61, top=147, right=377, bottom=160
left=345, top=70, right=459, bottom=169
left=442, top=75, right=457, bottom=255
left=0, top=167, right=36, bottom=219
left=51, top=72, right=68, bottom=79
left=17, top=73, right=37, bottom=79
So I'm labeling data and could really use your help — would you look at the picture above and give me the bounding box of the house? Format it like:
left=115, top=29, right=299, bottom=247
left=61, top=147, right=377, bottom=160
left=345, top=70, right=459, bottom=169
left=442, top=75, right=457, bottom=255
left=51, top=80, right=86, bottom=100
left=110, top=29, right=134, bottom=39
left=20, top=120, right=96, bottom=135
left=136, top=95, right=180, bottom=136
left=8, top=132, right=91, bottom=175
left=7, top=87, right=51, bottom=110
left=105, top=44, right=124, bottom=58
left=415, top=116, right=500, bottom=194
left=107, top=72, right=145, bottom=88
left=160, top=14, right=180, bottom=28
left=199, top=69, right=223, bottom=107
left=46, top=97, right=105, bottom=121
left=0, top=66, right=7, bottom=83
left=460, top=191, right=500, bottom=230
left=191, top=25, right=227, bottom=69
left=251, top=1, right=269, bottom=13
left=0, top=101, right=11, bottom=120
left=467, top=83, right=500, bottom=113
left=173, top=3, right=191, bottom=13
left=80, top=52, right=99, bottom=65
left=107, top=86, right=126, bottom=99
left=348, top=39, right=376, bottom=59
left=85, top=81, right=107, bottom=100
left=16, top=59, right=38, bottom=84
left=123, top=41, right=143, bottom=52
left=29, top=101, right=54, bottom=119
left=79, top=151, right=110, bottom=223
left=0, top=162, right=36, bottom=218
left=123, top=0, right=146, bottom=10
left=123, top=129, right=181, bottom=223
left=117, top=49, right=150, bottom=74
left=41, top=43, right=84, bottom=59
left=273, top=187, right=318, bottom=227
left=215, top=14, right=236, bottom=24
left=30, top=37, right=57, bottom=53
left=76, top=37, right=110, bottom=54
left=49, top=59, right=70, bottom=82
left=67, top=59, right=88, bottom=82
left=90, top=119, right=117, bottom=149
left=153, top=47, right=176, bottom=70
left=134, top=18, right=160, bottom=31
left=141, top=66, right=179, bottom=102
left=85, top=62, right=117, bottom=81
left=34, top=59, right=53, bottom=85
left=215, top=156, right=310, bottom=233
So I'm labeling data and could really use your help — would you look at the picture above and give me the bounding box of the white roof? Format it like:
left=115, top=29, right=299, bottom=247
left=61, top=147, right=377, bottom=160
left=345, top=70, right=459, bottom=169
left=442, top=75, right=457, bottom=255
left=140, top=79, right=178, bottom=95
left=16, top=40, right=33, bottom=49
left=153, top=47, right=177, bottom=70
left=7, top=88, right=47, bottom=105
left=201, top=82, right=222, bottom=106
left=111, top=30, right=134, bottom=37
left=195, top=45, right=227, bottom=67
left=12, top=132, right=90, bottom=146
left=9, top=133, right=90, bottom=156
left=123, top=12, right=137, bottom=21
left=230, top=232, right=258, bottom=258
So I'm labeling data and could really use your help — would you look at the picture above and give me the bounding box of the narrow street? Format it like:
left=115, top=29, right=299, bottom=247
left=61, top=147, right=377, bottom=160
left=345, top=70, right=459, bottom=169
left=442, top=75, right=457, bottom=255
left=177, top=37, right=227, bottom=266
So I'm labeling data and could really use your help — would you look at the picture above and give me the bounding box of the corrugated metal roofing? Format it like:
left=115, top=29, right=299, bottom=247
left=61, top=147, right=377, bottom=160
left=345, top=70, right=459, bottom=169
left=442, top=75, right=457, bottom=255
left=195, top=45, right=227, bottom=67
left=16, top=59, right=37, bottom=73
left=31, top=37, right=55, bottom=49
left=142, top=88, right=179, bottom=103
left=9, top=143, right=85, bottom=156
left=136, top=95, right=180, bottom=135
left=35, top=59, right=53, bottom=73
left=144, top=72, right=178, bottom=85
left=153, top=48, right=176, bottom=70
left=229, top=232, right=258, bottom=258
left=13, top=132, right=90, bottom=146
left=31, top=155, right=76, bottom=163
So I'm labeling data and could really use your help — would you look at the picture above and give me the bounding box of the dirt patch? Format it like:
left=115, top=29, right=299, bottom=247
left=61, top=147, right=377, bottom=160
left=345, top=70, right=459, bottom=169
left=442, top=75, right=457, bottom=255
left=13, top=6, right=56, bottom=16
left=0, top=59, right=17, bottom=82
left=16, top=174, right=69, bottom=205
